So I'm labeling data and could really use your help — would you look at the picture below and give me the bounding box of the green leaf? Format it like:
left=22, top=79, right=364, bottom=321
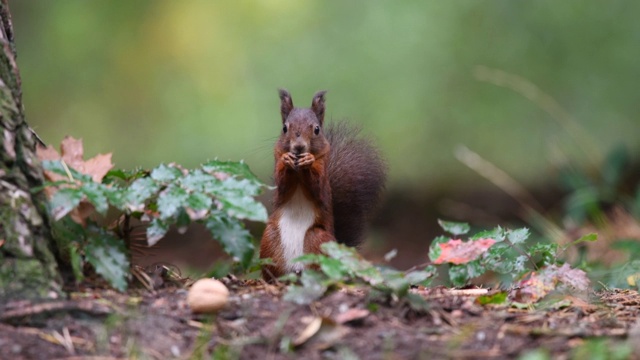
left=202, top=159, right=261, bottom=184
left=449, top=261, right=484, bottom=287
left=507, top=228, right=530, bottom=245
left=147, top=218, right=170, bottom=246
left=85, top=229, right=129, bottom=291
left=437, top=219, right=470, bottom=236
left=42, top=160, right=92, bottom=183
left=483, top=243, right=516, bottom=274
left=471, top=226, right=505, bottom=242
left=283, top=270, right=328, bottom=305
left=529, top=243, right=557, bottom=266
left=428, top=236, right=449, bottom=262
left=218, top=177, right=263, bottom=196
left=103, top=168, right=147, bottom=184
left=318, top=257, right=350, bottom=280
left=181, top=170, right=218, bottom=192
left=102, top=186, right=126, bottom=210
left=157, top=184, right=189, bottom=220
left=217, top=194, right=268, bottom=222
left=150, top=164, right=183, bottom=183
left=320, top=242, right=384, bottom=285
left=69, top=244, right=84, bottom=283
left=205, top=217, right=255, bottom=269
left=405, top=266, right=437, bottom=286
left=448, top=265, right=470, bottom=287
left=49, top=187, right=84, bottom=220
left=570, top=233, right=598, bottom=247
left=385, top=276, right=410, bottom=296
left=292, top=253, right=323, bottom=265
left=124, top=177, right=159, bottom=211
left=51, top=216, right=86, bottom=249
left=404, top=292, right=430, bottom=312
left=476, top=291, right=508, bottom=305
left=81, top=182, right=108, bottom=215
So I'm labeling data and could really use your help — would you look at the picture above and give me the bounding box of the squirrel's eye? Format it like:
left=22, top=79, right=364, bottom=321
left=282, top=124, right=287, bottom=133
left=314, top=126, right=320, bottom=135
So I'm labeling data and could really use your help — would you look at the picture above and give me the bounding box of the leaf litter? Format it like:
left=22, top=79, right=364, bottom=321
left=1, top=278, right=638, bottom=359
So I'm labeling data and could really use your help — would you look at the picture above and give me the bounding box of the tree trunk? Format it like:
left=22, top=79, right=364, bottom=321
left=0, top=0, right=63, bottom=300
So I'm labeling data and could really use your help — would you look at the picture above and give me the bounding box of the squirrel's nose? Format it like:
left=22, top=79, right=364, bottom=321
left=293, top=144, right=305, bottom=154
left=295, top=132, right=301, bottom=137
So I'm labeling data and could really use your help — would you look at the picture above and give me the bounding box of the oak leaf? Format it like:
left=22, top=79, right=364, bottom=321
left=36, top=136, right=114, bottom=225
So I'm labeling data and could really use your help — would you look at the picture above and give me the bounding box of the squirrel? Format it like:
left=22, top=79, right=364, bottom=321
left=260, top=89, right=387, bottom=281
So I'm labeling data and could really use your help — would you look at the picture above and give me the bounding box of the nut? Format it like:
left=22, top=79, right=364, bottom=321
left=187, top=278, right=229, bottom=313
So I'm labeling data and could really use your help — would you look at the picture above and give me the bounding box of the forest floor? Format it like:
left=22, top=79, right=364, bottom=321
left=1, top=274, right=639, bottom=360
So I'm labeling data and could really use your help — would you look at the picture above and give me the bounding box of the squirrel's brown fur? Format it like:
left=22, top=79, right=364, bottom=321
left=260, top=90, right=386, bottom=281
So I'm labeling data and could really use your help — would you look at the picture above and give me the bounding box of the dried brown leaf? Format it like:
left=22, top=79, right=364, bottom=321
left=510, top=264, right=590, bottom=304
left=36, top=136, right=114, bottom=183
left=293, top=316, right=349, bottom=350
left=60, top=136, right=85, bottom=170
left=334, top=308, right=369, bottom=324
left=293, top=317, right=323, bottom=347
left=83, top=153, right=113, bottom=183
left=35, top=137, right=114, bottom=225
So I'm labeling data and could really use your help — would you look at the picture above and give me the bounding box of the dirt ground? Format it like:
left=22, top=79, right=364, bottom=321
left=1, top=274, right=639, bottom=360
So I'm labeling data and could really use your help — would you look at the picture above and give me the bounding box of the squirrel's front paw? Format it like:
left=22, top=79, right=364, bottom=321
left=296, top=153, right=315, bottom=168
left=282, top=152, right=297, bottom=168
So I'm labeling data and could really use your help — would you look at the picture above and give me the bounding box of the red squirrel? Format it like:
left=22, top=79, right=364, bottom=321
left=260, top=90, right=386, bottom=281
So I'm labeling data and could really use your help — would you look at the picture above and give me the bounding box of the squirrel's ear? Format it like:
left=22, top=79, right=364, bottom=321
left=311, top=90, right=327, bottom=124
left=278, top=89, right=293, bottom=122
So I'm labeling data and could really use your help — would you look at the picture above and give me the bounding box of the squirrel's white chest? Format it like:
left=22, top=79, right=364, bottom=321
left=278, top=187, right=315, bottom=272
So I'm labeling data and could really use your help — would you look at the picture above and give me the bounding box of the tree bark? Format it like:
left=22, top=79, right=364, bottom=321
left=0, top=0, right=63, bottom=300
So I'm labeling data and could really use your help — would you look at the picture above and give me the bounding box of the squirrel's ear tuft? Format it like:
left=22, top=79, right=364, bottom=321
left=278, top=89, right=293, bottom=122
left=311, top=90, right=327, bottom=124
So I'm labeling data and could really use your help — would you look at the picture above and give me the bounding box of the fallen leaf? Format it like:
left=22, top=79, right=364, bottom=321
left=510, top=264, right=590, bottom=304
left=334, top=308, right=369, bottom=324
left=553, top=263, right=590, bottom=291
left=36, top=137, right=114, bottom=225
left=36, top=136, right=114, bottom=183
left=476, top=291, right=508, bottom=305
left=509, top=271, right=554, bottom=304
left=293, top=317, right=323, bottom=347
left=60, top=136, right=84, bottom=170
left=83, top=153, right=114, bottom=183
left=433, top=238, right=496, bottom=265
left=293, top=317, right=349, bottom=350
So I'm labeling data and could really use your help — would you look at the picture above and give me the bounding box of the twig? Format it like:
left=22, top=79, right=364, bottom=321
left=403, top=261, right=433, bottom=274
left=60, top=159, right=74, bottom=181
left=0, top=300, right=113, bottom=323
left=455, top=145, right=567, bottom=244
left=473, top=65, right=602, bottom=167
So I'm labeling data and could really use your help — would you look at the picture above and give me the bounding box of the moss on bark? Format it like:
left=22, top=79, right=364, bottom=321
left=0, top=0, right=63, bottom=300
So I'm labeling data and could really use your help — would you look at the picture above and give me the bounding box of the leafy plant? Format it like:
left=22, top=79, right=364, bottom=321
left=429, top=220, right=593, bottom=303
left=37, top=137, right=267, bottom=290
left=282, top=242, right=436, bottom=310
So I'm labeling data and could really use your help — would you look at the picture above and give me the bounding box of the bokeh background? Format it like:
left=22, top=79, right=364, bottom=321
left=10, top=1, right=640, bottom=270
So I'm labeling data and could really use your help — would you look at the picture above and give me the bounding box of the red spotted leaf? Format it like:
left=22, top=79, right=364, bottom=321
left=433, top=238, right=496, bottom=265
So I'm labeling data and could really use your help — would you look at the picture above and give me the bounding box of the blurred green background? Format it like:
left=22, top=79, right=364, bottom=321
left=9, top=1, right=640, bottom=271
left=12, top=1, right=639, bottom=192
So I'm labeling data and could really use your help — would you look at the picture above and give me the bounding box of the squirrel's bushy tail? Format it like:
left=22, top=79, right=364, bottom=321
left=325, top=122, right=387, bottom=247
